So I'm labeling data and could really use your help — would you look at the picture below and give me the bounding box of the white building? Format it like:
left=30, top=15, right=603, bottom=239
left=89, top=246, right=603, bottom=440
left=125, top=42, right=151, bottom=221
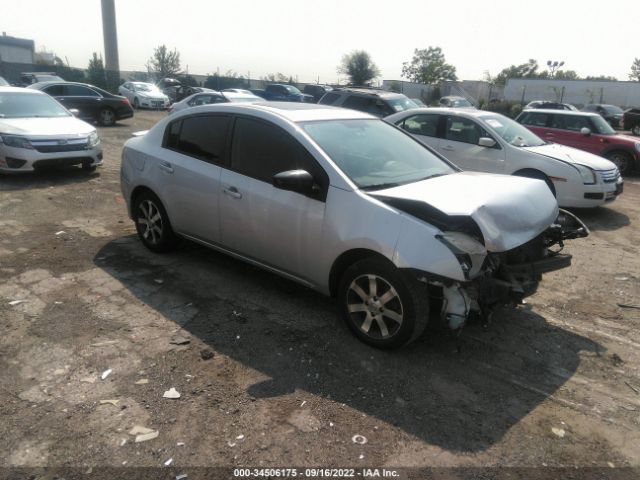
left=0, top=33, right=35, bottom=64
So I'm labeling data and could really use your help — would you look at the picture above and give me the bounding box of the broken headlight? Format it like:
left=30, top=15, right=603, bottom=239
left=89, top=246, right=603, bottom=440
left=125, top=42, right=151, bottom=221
left=437, top=231, right=487, bottom=279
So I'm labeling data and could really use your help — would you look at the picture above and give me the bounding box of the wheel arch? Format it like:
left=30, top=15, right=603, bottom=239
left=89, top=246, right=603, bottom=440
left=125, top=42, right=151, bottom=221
left=601, top=146, right=639, bottom=168
left=328, top=248, right=394, bottom=297
left=512, top=168, right=557, bottom=196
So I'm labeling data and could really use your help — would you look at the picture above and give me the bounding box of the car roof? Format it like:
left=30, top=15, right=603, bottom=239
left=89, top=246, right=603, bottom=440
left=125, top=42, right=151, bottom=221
left=183, top=102, right=374, bottom=122
left=223, top=92, right=262, bottom=99
left=0, top=86, right=45, bottom=95
left=391, top=107, right=492, bottom=117
left=335, top=87, right=405, bottom=99
left=522, top=108, right=599, bottom=117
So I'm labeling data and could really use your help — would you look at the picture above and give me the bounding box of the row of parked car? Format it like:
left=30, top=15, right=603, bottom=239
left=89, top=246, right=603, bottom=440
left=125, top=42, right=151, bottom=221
left=0, top=80, right=621, bottom=348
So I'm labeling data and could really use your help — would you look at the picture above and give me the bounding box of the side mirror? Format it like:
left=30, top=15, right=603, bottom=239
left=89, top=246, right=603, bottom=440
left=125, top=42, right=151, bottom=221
left=273, top=169, right=317, bottom=195
left=69, top=108, right=80, bottom=117
left=478, top=137, right=496, bottom=148
left=580, top=127, right=591, bottom=136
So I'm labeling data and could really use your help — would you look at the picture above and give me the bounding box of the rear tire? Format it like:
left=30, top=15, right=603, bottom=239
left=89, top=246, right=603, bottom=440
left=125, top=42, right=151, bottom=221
left=133, top=191, right=179, bottom=253
left=338, top=258, right=429, bottom=349
left=606, top=151, right=633, bottom=175
left=98, top=108, right=115, bottom=126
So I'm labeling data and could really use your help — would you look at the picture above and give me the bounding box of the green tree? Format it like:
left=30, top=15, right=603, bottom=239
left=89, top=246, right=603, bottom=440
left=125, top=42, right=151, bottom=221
left=261, top=72, right=290, bottom=83
left=584, top=75, right=618, bottom=81
left=629, top=58, right=640, bottom=81
left=146, top=45, right=181, bottom=81
left=554, top=70, right=580, bottom=80
left=494, top=59, right=546, bottom=86
left=401, top=47, right=457, bottom=84
left=87, top=52, right=107, bottom=90
left=337, top=50, right=380, bottom=86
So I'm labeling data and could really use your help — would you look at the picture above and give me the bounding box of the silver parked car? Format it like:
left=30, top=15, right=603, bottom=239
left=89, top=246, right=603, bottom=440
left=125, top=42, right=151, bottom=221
left=120, top=103, right=588, bottom=349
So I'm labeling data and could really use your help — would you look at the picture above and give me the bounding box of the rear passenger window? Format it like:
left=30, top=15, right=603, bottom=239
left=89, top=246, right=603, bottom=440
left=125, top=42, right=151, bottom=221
left=399, top=114, right=440, bottom=137
left=520, top=112, right=548, bottom=127
left=318, top=92, right=340, bottom=104
left=231, top=117, right=328, bottom=197
left=163, top=115, right=231, bottom=164
left=552, top=115, right=590, bottom=131
left=43, top=85, right=64, bottom=96
left=342, top=96, right=370, bottom=112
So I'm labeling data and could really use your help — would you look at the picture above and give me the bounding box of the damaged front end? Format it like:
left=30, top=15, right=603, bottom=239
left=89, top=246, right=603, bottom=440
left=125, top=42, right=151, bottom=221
left=418, top=209, right=589, bottom=329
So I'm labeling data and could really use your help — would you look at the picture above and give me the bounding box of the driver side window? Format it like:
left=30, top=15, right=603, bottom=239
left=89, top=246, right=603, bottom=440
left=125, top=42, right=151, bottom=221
left=445, top=116, right=483, bottom=145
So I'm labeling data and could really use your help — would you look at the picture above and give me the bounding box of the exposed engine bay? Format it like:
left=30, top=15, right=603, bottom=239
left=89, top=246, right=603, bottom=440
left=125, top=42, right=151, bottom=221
left=431, top=209, right=589, bottom=329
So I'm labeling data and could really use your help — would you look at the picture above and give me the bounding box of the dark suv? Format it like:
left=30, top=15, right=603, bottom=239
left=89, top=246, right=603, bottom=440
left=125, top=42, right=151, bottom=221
left=28, top=81, right=134, bottom=126
left=516, top=109, right=640, bottom=174
left=623, top=108, right=640, bottom=136
left=303, top=84, right=333, bottom=103
left=318, top=88, right=418, bottom=117
left=582, top=104, right=624, bottom=128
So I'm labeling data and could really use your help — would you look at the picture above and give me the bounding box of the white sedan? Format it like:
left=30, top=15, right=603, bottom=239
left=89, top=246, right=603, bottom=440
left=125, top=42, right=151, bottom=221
left=0, top=87, right=102, bottom=173
left=386, top=108, right=623, bottom=208
left=118, top=82, right=170, bottom=109
left=168, top=91, right=264, bottom=115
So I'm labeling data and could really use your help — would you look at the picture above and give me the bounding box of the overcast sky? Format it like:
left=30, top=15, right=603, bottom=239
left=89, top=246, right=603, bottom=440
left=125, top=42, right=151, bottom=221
left=3, top=0, right=637, bottom=83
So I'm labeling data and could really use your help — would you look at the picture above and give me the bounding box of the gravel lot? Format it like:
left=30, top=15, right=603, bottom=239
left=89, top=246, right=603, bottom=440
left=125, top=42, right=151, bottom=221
left=1, top=110, right=639, bottom=476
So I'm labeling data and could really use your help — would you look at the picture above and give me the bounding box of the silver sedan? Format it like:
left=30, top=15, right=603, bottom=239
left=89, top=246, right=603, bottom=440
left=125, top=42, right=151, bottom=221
left=120, top=103, right=588, bottom=349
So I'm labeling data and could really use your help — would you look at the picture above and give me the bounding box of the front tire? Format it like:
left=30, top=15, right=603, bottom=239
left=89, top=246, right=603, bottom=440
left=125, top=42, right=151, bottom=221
left=133, top=97, right=140, bottom=109
left=338, top=258, right=429, bottom=349
left=606, top=151, right=633, bottom=175
left=133, top=191, right=179, bottom=253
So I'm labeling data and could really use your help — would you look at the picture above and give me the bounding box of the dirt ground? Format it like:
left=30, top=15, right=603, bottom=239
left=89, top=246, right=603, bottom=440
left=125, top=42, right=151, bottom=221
left=1, top=110, right=639, bottom=478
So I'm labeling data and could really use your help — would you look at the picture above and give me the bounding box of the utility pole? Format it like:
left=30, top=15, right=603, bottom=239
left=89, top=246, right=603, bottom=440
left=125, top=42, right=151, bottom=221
left=101, top=0, right=120, bottom=92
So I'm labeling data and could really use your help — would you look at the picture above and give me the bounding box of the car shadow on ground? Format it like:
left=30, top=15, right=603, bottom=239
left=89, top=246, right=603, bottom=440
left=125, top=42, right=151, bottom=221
left=95, top=236, right=603, bottom=453
left=0, top=167, right=99, bottom=191
left=569, top=206, right=630, bottom=232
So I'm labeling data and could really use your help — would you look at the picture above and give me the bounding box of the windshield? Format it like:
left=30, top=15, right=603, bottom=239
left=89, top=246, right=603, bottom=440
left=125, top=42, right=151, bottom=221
left=285, top=85, right=302, bottom=95
left=482, top=114, right=545, bottom=147
left=603, top=105, right=623, bottom=115
left=386, top=97, right=418, bottom=112
left=591, top=115, right=616, bottom=134
left=302, top=119, right=455, bottom=190
left=0, top=92, right=70, bottom=118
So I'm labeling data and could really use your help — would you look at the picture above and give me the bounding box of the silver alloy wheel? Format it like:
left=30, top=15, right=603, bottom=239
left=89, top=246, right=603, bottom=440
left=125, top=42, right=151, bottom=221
left=346, top=274, right=403, bottom=339
left=137, top=200, right=163, bottom=245
left=100, top=109, right=115, bottom=126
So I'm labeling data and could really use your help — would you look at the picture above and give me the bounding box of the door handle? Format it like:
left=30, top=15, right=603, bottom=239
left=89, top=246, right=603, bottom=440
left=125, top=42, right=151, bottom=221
left=441, top=145, right=455, bottom=151
left=158, top=161, right=174, bottom=174
left=223, top=186, right=242, bottom=199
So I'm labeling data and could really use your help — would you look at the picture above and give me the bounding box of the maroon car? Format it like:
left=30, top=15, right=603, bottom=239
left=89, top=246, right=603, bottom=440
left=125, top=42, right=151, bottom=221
left=516, top=109, right=640, bottom=174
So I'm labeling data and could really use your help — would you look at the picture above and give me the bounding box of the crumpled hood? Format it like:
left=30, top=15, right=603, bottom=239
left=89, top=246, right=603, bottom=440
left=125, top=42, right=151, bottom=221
left=523, top=143, right=616, bottom=171
left=0, top=116, right=94, bottom=137
left=370, top=171, right=559, bottom=252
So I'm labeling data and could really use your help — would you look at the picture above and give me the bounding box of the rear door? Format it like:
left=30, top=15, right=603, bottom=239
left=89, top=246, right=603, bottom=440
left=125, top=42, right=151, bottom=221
left=155, top=114, right=231, bottom=243
left=395, top=112, right=442, bottom=150
left=439, top=115, right=505, bottom=173
left=219, top=116, right=328, bottom=279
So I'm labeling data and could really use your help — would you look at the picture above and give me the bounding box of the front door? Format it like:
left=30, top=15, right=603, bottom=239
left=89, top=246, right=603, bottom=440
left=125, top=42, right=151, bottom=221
left=439, top=115, right=506, bottom=173
left=219, top=116, right=328, bottom=280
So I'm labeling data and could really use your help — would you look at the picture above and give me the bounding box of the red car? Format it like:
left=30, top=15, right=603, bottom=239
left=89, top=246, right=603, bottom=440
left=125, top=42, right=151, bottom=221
left=516, top=109, right=640, bottom=174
